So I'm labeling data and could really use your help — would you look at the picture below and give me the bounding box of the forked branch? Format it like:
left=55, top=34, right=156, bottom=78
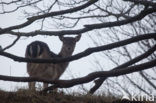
left=0, top=57, right=155, bottom=92
left=0, top=0, right=98, bottom=34
left=89, top=44, right=156, bottom=94
left=0, top=33, right=156, bottom=64
left=4, top=7, right=156, bottom=37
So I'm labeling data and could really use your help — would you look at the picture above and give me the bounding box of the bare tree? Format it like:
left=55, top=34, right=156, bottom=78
left=0, top=0, right=156, bottom=96
left=88, top=0, right=156, bottom=95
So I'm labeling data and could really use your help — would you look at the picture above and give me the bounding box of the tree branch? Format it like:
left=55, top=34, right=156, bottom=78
left=139, top=71, right=156, bottom=90
left=2, top=36, right=20, bottom=51
left=42, top=58, right=156, bottom=92
left=84, top=7, right=156, bottom=29
left=0, top=58, right=155, bottom=92
left=123, top=0, right=156, bottom=7
left=89, top=44, right=156, bottom=94
left=0, top=0, right=98, bottom=34
left=125, top=75, right=151, bottom=96
left=0, top=33, right=156, bottom=63
left=4, top=7, right=156, bottom=37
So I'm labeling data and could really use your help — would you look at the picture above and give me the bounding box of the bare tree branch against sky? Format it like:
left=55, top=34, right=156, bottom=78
left=0, top=0, right=156, bottom=95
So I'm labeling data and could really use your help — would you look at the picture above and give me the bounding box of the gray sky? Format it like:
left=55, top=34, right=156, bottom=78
left=0, top=9, right=97, bottom=91
left=1, top=0, right=155, bottom=96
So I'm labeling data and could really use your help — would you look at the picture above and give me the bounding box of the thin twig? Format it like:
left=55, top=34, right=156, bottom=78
left=89, top=44, right=156, bottom=94
left=0, top=33, right=156, bottom=64
left=2, top=36, right=20, bottom=51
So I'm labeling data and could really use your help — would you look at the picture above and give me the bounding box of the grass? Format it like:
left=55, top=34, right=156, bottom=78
left=0, top=89, right=115, bottom=103
left=0, top=89, right=154, bottom=103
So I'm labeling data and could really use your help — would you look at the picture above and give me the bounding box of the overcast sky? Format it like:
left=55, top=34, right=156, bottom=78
left=0, top=9, right=102, bottom=91
left=1, top=1, right=153, bottom=96
left=0, top=1, right=131, bottom=93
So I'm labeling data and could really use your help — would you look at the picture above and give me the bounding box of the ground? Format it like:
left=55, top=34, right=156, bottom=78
left=0, top=89, right=153, bottom=103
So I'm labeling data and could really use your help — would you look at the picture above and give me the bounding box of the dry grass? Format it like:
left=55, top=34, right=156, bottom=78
left=0, top=89, right=115, bottom=103
left=0, top=89, right=154, bottom=103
